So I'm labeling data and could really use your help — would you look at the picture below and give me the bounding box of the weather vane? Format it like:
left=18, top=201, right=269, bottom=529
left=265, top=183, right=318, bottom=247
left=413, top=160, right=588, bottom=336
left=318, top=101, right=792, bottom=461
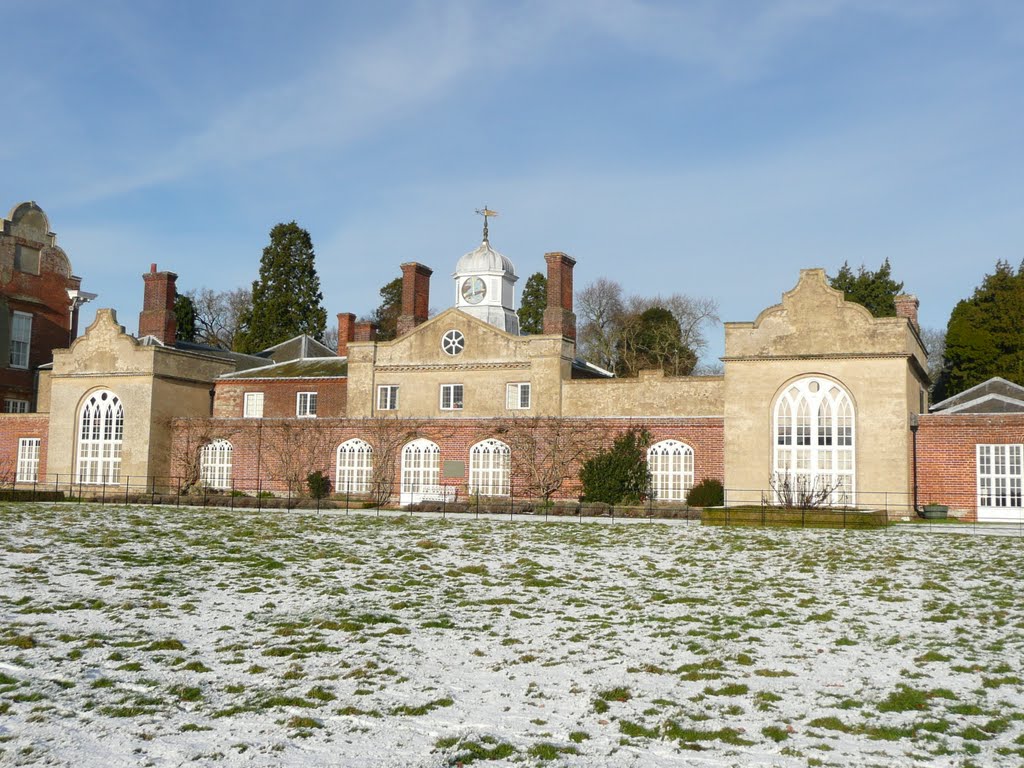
left=475, top=206, right=498, bottom=243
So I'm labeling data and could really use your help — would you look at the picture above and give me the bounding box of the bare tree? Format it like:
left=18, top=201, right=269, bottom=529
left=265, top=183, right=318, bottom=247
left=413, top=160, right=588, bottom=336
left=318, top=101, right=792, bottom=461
left=187, top=287, right=252, bottom=350
left=364, top=416, right=418, bottom=509
left=267, top=420, right=334, bottom=505
left=624, top=294, right=720, bottom=362
left=766, top=473, right=846, bottom=509
left=576, top=278, right=624, bottom=370
left=168, top=417, right=235, bottom=493
left=576, top=279, right=719, bottom=374
left=322, top=324, right=339, bottom=353
left=919, top=326, right=945, bottom=391
left=497, top=417, right=599, bottom=506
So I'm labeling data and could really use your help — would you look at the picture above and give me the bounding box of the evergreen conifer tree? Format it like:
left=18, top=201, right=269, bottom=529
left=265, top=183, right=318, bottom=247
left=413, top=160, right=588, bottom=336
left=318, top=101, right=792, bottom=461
left=829, top=259, right=904, bottom=317
left=237, top=222, right=327, bottom=352
left=517, top=272, right=547, bottom=334
left=174, top=294, right=197, bottom=343
left=371, top=277, right=403, bottom=341
left=935, top=260, right=1024, bottom=398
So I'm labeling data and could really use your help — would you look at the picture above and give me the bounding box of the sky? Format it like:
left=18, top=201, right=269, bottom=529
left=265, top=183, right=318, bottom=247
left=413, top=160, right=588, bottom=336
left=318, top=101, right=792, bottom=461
left=3, top=0, right=1022, bottom=364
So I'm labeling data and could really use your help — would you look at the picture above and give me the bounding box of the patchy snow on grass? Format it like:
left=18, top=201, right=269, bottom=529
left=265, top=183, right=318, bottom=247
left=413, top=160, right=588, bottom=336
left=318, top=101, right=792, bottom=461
left=2, top=503, right=1023, bottom=767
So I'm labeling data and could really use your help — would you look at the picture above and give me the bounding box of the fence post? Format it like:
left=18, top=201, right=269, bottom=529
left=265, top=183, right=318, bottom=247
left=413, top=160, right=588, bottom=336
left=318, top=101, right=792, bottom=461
left=176, top=477, right=181, bottom=507
left=203, top=483, right=208, bottom=508
left=101, top=482, right=106, bottom=505
left=125, top=476, right=130, bottom=506
left=150, top=476, right=156, bottom=506
left=231, top=479, right=235, bottom=511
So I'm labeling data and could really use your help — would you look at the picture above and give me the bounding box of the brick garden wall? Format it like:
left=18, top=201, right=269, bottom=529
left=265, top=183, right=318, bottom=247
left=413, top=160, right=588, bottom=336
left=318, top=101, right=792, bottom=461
left=917, top=413, right=1024, bottom=520
left=170, top=416, right=724, bottom=501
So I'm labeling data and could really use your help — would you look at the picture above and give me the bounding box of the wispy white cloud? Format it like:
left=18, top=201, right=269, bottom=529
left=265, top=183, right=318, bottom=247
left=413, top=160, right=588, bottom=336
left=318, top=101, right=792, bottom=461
left=68, top=0, right=936, bottom=204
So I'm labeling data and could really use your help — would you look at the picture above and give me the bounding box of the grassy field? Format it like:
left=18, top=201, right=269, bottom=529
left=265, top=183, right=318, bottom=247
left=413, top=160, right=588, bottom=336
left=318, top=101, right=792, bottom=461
left=2, top=504, right=1023, bottom=767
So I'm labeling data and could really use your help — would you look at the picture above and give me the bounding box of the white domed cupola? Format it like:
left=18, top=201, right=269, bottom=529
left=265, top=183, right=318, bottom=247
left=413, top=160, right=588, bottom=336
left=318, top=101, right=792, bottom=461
left=453, top=208, right=520, bottom=334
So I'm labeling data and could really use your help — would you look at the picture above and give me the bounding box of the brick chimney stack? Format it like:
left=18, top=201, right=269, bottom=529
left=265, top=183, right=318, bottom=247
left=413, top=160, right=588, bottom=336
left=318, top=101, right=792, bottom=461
left=353, top=321, right=379, bottom=342
left=895, top=294, right=920, bottom=332
left=336, top=313, right=356, bottom=357
left=543, top=252, right=576, bottom=340
left=138, top=263, right=178, bottom=345
left=396, top=262, right=432, bottom=337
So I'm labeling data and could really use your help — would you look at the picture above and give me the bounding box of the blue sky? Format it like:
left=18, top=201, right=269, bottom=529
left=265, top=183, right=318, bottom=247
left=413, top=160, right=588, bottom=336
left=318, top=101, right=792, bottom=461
left=3, top=0, right=1022, bottom=363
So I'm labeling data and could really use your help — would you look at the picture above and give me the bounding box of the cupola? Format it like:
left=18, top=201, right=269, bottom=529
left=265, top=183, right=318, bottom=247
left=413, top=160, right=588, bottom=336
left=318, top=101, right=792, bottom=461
left=453, top=208, right=520, bottom=334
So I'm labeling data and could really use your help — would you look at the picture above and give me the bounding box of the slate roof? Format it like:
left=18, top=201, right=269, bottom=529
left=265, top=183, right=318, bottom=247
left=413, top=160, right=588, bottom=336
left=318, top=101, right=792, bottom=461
left=930, top=377, right=1024, bottom=414
left=136, top=336, right=269, bottom=371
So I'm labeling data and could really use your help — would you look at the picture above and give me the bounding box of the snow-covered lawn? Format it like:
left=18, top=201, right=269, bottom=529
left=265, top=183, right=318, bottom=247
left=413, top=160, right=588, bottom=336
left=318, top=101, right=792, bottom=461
left=2, top=504, right=1023, bottom=767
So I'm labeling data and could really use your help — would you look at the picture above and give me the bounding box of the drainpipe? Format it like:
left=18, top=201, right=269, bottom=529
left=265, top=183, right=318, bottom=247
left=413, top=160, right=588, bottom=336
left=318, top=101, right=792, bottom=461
left=909, top=412, right=920, bottom=513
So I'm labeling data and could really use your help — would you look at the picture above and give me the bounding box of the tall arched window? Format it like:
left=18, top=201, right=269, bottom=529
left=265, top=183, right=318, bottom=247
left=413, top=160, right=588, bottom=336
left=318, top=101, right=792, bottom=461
left=76, top=390, right=124, bottom=484
left=336, top=439, right=373, bottom=494
left=469, top=439, right=511, bottom=497
left=773, top=377, right=855, bottom=505
left=400, top=439, right=440, bottom=504
left=647, top=440, right=695, bottom=502
left=200, top=440, right=233, bottom=490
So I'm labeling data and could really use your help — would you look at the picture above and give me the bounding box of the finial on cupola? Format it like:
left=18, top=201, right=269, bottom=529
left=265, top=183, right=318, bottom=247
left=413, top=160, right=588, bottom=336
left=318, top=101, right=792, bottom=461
left=475, top=206, right=498, bottom=244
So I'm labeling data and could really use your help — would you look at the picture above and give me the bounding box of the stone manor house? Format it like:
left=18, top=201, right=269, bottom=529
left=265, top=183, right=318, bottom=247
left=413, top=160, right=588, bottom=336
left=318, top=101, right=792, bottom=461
left=1, top=201, right=1022, bottom=521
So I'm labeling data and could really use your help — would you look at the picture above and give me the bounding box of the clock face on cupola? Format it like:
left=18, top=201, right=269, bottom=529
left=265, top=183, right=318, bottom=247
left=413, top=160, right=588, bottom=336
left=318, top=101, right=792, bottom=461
left=452, top=207, right=520, bottom=334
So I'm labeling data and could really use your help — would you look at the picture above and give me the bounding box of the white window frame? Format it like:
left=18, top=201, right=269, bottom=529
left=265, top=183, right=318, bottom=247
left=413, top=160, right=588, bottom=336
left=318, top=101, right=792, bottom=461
left=16, top=438, right=41, bottom=483
left=336, top=438, right=373, bottom=495
left=243, top=392, right=264, bottom=418
left=647, top=440, right=695, bottom=502
left=506, top=382, right=531, bottom=410
left=200, top=439, right=233, bottom=490
left=76, top=390, right=124, bottom=485
left=469, top=438, right=511, bottom=497
left=400, top=438, right=441, bottom=504
left=4, top=399, right=30, bottom=414
left=296, top=391, right=318, bottom=418
left=772, top=377, right=855, bottom=506
left=440, top=383, right=464, bottom=411
left=10, top=311, right=32, bottom=369
left=977, top=444, right=1022, bottom=511
left=377, top=385, right=399, bottom=411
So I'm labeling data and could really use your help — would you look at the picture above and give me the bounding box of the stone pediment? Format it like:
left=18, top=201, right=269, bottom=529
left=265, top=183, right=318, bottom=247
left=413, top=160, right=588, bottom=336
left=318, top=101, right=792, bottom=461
left=726, top=269, right=909, bottom=358
left=53, top=308, right=152, bottom=375
left=372, top=308, right=547, bottom=367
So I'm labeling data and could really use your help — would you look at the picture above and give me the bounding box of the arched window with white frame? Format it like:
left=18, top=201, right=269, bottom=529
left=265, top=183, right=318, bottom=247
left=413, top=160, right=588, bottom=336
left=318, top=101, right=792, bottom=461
left=336, top=439, right=373, bottom=494
left=647, top=440, right=695, bottom=502
left=773, top=377, right=855, bottom=505
left=469, top=438, right=511, bottom=497
left=76, top=390, right=124, bottom=484
left=200, top=440, right=233, bottom=490
left=400, top=439, right=441, bottom=504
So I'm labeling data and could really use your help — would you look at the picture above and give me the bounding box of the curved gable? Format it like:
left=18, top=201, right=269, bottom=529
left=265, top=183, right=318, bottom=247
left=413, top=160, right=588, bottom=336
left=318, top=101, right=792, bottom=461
left=727, top=268, right=911, bottom=358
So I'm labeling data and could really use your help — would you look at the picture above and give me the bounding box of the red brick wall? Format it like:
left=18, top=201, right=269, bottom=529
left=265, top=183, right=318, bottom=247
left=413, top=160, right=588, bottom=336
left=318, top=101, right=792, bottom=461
left=0, top=414, right=50, bottom=480
left=0, top=239, right=80, bottom=406
left=213, top=379, right=347, bottom=419
left=170, top=415, right=724, bottom=499
left=917, top=413, right=1024, bottom=520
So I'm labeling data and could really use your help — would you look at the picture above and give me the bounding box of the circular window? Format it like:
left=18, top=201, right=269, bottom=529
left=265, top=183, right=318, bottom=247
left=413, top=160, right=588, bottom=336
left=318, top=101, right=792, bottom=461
left=441, top=329, right=465, bottom=356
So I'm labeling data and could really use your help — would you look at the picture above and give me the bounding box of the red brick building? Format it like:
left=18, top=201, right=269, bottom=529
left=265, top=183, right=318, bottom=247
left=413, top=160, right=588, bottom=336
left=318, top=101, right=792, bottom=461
left=1, top=202, right=93, bottom=413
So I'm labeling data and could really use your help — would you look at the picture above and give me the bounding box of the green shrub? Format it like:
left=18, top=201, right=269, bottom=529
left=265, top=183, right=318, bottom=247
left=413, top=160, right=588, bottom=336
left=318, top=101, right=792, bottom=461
left=307, top=471, right=331, bottom=500
left=580, top=428, right=651, bottom=504
left=686, top=478, right=724, bottom=507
